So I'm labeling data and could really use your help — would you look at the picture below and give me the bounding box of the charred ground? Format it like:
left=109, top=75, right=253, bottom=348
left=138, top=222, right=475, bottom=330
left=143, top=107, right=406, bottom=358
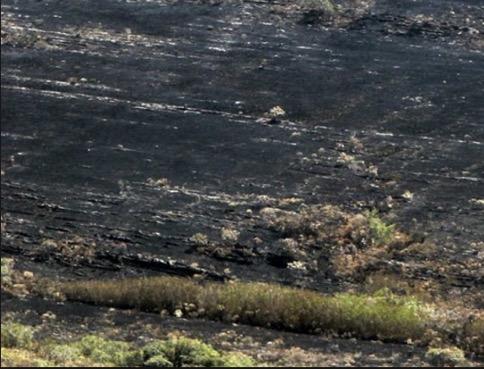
left=1, top=0, right=484, bottom=366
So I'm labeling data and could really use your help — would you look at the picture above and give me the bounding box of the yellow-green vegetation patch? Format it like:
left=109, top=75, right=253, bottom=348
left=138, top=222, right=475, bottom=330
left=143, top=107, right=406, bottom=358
left=0, top=322, right=254, bottom=367
left=141, top=336, right=255, bottom=367
left=1, top=347, right=53, bottom=367
left=1, top=322, right=35, bottom=349
left=75, top=335, right=135, bottom=366
left=365, top=209, right=396, bottom=246
left=1, top=257, right=14, bottom=286
left=461, top=316, right=484, bottom=356
left=425, top=346, right=468, bottom=367
left=60, top=276, right=432, bottom=343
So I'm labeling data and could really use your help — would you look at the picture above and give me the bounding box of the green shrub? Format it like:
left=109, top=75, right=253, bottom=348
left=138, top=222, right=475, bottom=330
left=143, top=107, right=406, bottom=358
left=141, top=337, right=254, bottom=367
left=366, top=210, right=396, bottom=246
left=1, top=257, right=14, bottom=286
left=1, top=322, right=35, bottom=349
left=462, top=316, right=484, bottom=356
left=220, top=352, right=256, bottom=367
left=142, top=337, right=221, bottom=367
left=425, top=346, right=467, bottom=367
left=43, top=344, right=83, bottom=364
left=1, top=347, right=53, bottom=367
left=76, top=335, right=133, bottom=366
left=0, top=324, right=252, bottom=367
left=145, top=354, right=173, bottom=367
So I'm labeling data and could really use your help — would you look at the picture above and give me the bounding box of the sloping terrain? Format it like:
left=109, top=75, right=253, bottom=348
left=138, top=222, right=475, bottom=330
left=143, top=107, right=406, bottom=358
left=1, top=0, right=484, bottom=366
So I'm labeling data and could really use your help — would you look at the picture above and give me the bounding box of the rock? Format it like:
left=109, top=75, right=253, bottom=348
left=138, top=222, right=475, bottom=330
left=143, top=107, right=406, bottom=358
left=174, top=309, right=183, bottom=318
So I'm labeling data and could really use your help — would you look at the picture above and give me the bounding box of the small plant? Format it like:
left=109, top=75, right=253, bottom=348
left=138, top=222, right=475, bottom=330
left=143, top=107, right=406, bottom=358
left=366, top=210, right=396, bottom=246
left=267, top=106, right=286, bottom=119
left=300, top=0, right=336, bottom=13
left=145, top=354, right=173, bottom=366
left=40, top=237, right=96, bottom=264
left=1, top=257, right=14, bottom=286
left=141, top=336, right=254, bottom=367
left=425, top=346, right=467, bottom=367
left=190, top=233, right=209, bottom=246
left=1, top=322, right=35, bottom=349
left=461, top=315, right=484, bottom=356
left=220, top=227, right=240, bottom=242
left=147, top=177, right=169, bottom=188
left=220, top=352, right=256, bottom=367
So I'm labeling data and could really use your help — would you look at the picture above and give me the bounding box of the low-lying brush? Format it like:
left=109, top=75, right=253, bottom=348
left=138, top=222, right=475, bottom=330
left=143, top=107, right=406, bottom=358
left=1, top=257, right=14, bottom=286
left=425, top=346, right=468, bottom=367
left=60, top=276, right=431, bottom=343
left=1, top=322, right=35, bottom=349
left=260, top=205, right=399, bottom=250
left=141, top=336, right=255, bottom=367
left=461, top=315, right=484, bottom=356
left=0, top=322, right=254, bottom=367
left=1, top=347, right=53, bottom=367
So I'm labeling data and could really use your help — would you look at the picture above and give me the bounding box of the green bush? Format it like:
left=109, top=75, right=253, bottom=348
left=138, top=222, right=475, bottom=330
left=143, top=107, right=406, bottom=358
left=141, top=337, right=254, bottom=367
left=366, top=210, right=396, bottom=246
left=76, top=335, right=133, bottom=366
left=0, top=325, right=253, bottom=367
left=142, top=337, right=222, bottom=367
left=1, top=322, right=35, bottom=349
left=145, top=354, right=173, bottom=367
left=1, top=257, right=14, bottom=286
left=220, top=352, right=257, bottom=367
left=43, top=344, right=83, bottom=364
left=1, top=347, right=53, bottom=367
left=425, top=346, right=467, bottom=367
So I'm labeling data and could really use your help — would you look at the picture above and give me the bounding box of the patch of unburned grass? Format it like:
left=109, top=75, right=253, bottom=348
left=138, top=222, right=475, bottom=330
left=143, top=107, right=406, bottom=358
left=60, top=276, right=431, bottom=343
left=0, top=322, right=254, bottom=367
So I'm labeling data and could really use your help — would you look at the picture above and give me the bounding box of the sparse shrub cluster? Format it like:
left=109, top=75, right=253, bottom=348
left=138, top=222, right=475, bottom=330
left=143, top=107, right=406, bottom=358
left=260, top=205, right=399, bottom=249
left=40, top=237, right=96, bottom=264
left=60, top=276, right=431, bottom=343
left=260, top=204, right=404, bottom=274
left=1, top=322, right=254, bottom=367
